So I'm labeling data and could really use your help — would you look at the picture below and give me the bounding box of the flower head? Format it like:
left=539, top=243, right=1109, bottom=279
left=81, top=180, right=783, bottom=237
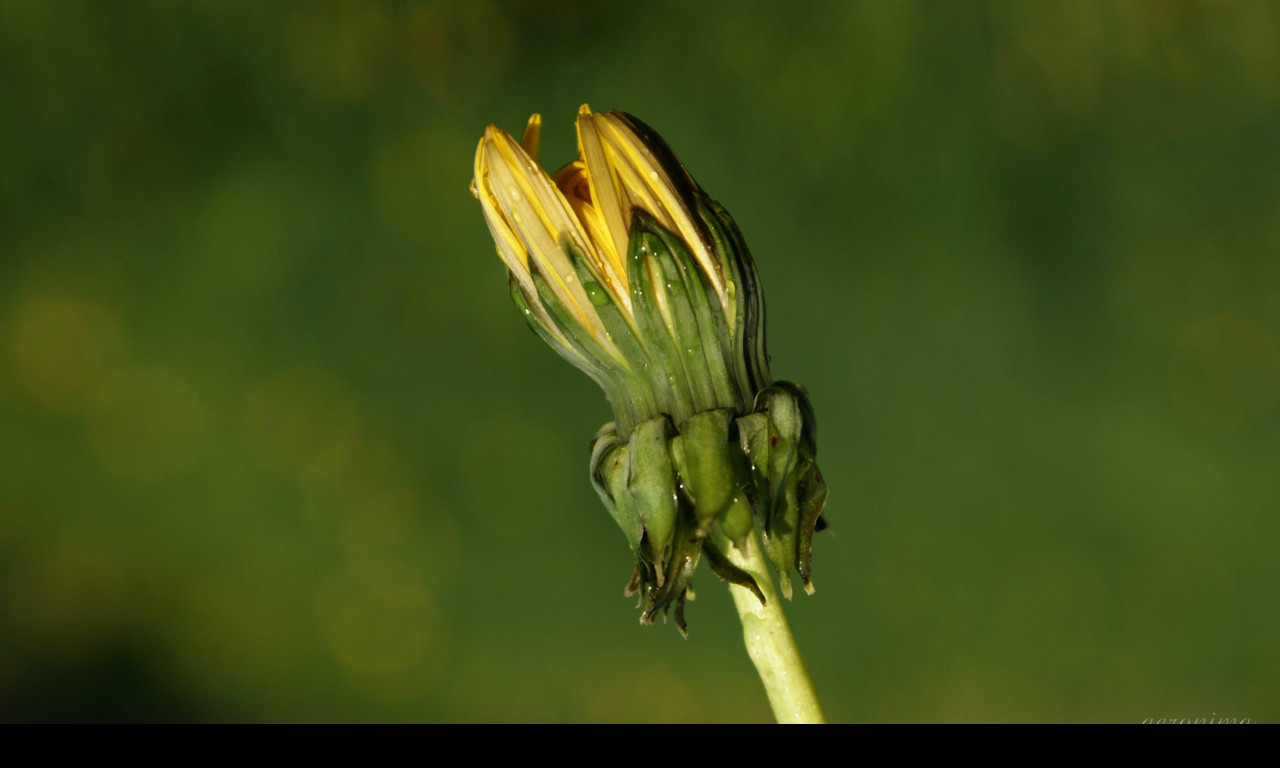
left=473, top=107, right=827, bottom=630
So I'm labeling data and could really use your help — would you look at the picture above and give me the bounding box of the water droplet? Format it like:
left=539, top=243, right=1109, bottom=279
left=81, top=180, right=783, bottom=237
left=468, top=179, right=479, bottom=198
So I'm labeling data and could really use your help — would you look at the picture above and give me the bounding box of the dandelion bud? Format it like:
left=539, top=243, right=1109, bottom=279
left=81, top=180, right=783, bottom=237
left=473, top=106, right=828, bottom=630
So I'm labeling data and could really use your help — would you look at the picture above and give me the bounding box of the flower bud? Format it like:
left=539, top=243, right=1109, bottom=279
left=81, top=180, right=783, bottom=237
left=474, top=106, right=829, bottom=629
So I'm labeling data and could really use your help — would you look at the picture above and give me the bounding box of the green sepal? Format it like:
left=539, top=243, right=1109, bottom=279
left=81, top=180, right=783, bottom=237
left=645, top=213, right=742, bottom=414
left=509, top=275, right=583, bottom=369
left=696, top=202, right=748, bottom=394
left=757, top=386, right=802, bottom=526
left=717, top=492, right=754, bottom=549
left=675, top=409, right=735, bottom=530
left=698, top=199, right=771, bottom=396
left=640, top=512, right=702, bottom=626
left=760, top=382, right=826, bottom=593
left=773, top=381, right=818, bottom=456
left=627, top=219, right=699, bottom=426
left=589, top=423, right=644, bottom=551
left=528, top=267, right=640, bottom=431
left=735, top=412, right=772, bottom=518
left=751, top=385, right=815, bottom=600
left=795, top=457, right=828, bottom=594
left=701, top=537, right=765, bottom=607
left=562, top=237, right=658, bottom=437
left=510, top=276, right=623, bottom=417
left=764, top=457, right=802, bottom=600
left=632, top=215, right=717, bottom=415
left=719, top=418, right=757, bottom=548
left=713, top=199, right=771, bottom=394
left=627, top=416, right=679, bottom=584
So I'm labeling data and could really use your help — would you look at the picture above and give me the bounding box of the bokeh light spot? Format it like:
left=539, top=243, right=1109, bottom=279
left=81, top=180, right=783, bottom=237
left=340, top=485, right=460, bottom=593
left=1170, top=314, right=1280, bottom=432
left=319, top=559, right=448, bottom=701
left=86, top=366, right=206, bottom=480
left=8, top=296, right=128, bottom=413
left=244, top=366, right=364, bottom=481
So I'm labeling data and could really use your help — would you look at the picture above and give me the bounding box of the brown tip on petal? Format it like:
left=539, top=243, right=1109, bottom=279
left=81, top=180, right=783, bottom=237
left=674, top=593, right=688, bottom=637
left=624, top=562, right=643, bottom=596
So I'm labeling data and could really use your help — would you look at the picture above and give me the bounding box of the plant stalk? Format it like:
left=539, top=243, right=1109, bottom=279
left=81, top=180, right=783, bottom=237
left=723, top=528, right=826, bottom=724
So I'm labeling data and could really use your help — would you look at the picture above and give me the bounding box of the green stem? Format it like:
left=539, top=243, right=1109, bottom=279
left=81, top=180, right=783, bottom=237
left=723, top=528, right=826, bottom=724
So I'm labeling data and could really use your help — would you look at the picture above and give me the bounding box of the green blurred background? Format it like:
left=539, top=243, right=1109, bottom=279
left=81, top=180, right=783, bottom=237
left=2, top=0, right=1278, bottom=723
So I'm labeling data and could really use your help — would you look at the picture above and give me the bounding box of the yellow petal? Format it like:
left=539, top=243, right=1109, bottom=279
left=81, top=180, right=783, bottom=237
left=596, top=112, right=726, bottom=308
left=479, top=125, right=624, bottom=362
left=520, top=113, right=541, bottom=162
left=575, top=105, right=632, bottom=295
left=554, top=160, right=632, bottom=310
left=474, top=136, right=527, bottom=272
left=474, top=133, right=586, bottom=362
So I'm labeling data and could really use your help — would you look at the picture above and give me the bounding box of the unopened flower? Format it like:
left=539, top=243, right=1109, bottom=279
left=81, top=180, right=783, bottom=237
left=473, top=106, right=827, bottom=632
